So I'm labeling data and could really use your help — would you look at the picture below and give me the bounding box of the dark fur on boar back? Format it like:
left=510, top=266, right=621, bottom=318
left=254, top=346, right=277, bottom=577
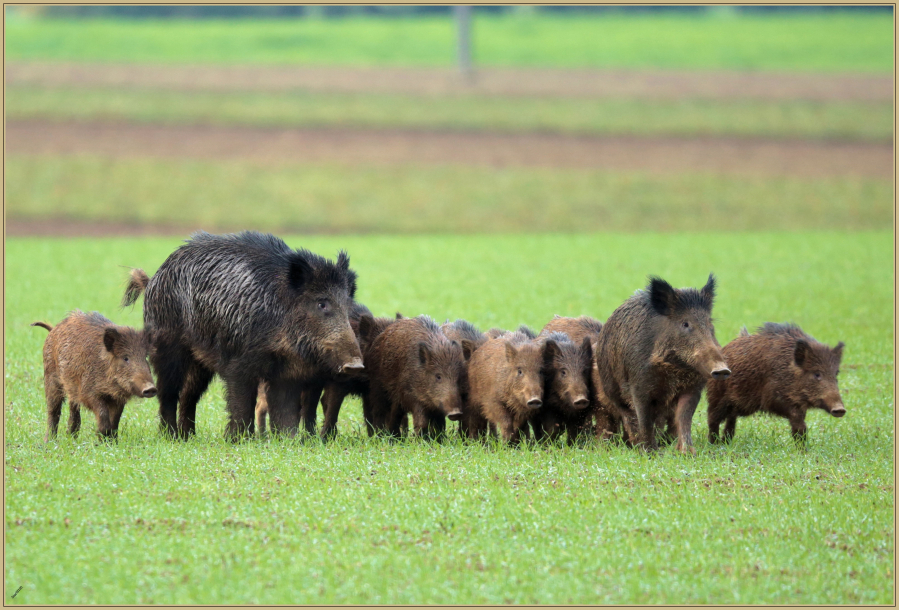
left=467, top=330, right=556, bottom=444
left=33, top=311, right=156, bottom=441
left=364, top=315, right=465, bottom=439
left=706, top=323, right=845, bottom=444
left=531, top=331, right=594, bottom=445
left=594, top=275, right=730, bottom=453
left=122, top=231, right=363, bottom=440
left=440, top=319, right=489, bottom=437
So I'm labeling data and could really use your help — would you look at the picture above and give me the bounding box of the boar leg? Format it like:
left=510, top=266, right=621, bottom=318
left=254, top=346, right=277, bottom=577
left=789, top=410, right=808, bottom=446
left=265, top=378, right=302, bottom=438
left=109, top=403, right=125, bottom=437
left=723, top=416, right=737, bottom=442
left=88, top=398, right=114, bottom=440
left=707, top=404, right=727, bottom=444
left=177, top=363, right=214, bottom=439
left=629, top=392, right=658, bottom=452
left=67, top=402, right=82, bottom=437
left=366, top=383, right=392, bottom=436
left=320, top=383, right=349, bottom=440
left=43, top=375, right=65, bottom=441
left=299, top=383, right=324, bottom=437
left=594, top=406, right=617, bottom=441
left=674, top=390, right=701, bottom=455
left=223, top=376, right=259, bottom=440
left=150, top=341, right=190, bottom=438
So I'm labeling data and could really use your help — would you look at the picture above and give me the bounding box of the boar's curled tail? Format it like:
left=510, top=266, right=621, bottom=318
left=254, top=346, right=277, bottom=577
left=30, top=321, right=53, bottom=332
left=122, top=268, right=151, bottom=308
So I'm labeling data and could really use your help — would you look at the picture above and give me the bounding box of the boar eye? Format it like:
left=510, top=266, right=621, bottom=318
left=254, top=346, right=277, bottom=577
left=517, top=368, right=523, bottom=376
left=318, top=301, right=328, bottom=311
left=560, top=369, right=567, bottom=377
left=682, top=321, right=690, bottom=329
left=124, top=356, right=129, bottom=362
left=814, top=372, right=822, bottom=381
left=436, top=374, right=442, bottom=382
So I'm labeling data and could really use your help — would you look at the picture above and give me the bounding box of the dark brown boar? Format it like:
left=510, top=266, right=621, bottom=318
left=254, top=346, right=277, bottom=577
left=122, top=231, right=363, bottom=440
left=706, top=323, right=845, bottom=444
left=594, top=275, right=730, bottom=453
left=364, top=315, right=465, bottom=439
left=33, top=311, right=156, bottom=441
left=531, top=331, right=594, bottom=445
left=467, top=330, right=556, bottom=444
left=440, top=319, right=490, bottom=438
left=538, top=315, right=626, bottom=441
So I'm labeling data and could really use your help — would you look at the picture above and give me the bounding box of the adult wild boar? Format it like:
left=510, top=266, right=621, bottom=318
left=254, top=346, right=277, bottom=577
left=467, top=330, right=556, bottom=444
left=364, top=315, right=465, bottom=439
left=706, top=323, right=845, bottom=444
left=122, top=231, right=363, bottom=440
left=33, top=311, right=156, bottom=441
left=594, top=275, right=730, bottom=453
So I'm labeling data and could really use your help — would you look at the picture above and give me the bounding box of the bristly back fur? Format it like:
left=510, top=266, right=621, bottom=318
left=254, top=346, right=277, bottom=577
left=542, top=331, right=572, bottom=345
left=413, top=314, right=441, bottom=334
left=756, top=322, right=810, bottom=340
left=516, top=325, right=537, bottom=339
left=448, top=319, right=482, bottom=337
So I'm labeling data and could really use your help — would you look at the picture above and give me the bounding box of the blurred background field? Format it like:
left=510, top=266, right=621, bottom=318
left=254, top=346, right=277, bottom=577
left=4, top=5, right=894, bottom=235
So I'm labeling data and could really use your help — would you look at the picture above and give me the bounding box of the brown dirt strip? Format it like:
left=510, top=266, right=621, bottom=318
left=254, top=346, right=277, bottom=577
left=6, top=61, right=894, bottom=102
left=6, top=120, right=893, bottom=180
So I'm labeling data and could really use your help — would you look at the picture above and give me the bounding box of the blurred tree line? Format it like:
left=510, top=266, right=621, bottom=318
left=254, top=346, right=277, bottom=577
left=20, top=4, right=892, bottom=19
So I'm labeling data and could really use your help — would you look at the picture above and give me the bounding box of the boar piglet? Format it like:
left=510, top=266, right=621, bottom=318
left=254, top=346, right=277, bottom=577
left=467, top=330, right=557, bottom=445
left=33, top=311, right=156, bottom=441
left=594, top=274, right=730, bottom=454
left=365, top=315, right=465, bottom=439
left=123, top=231, right=362, bottom=440
left=440, top=319, right=489, bottom=437
left=532, top=331, right=594, bottom=445
left=539, top=315, right=627, bottom=441
left=707, top=323, right=845, bottom=444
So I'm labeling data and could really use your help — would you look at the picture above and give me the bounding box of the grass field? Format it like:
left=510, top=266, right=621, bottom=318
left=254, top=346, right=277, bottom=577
left=4, top=232, right=894, bottom=604
left=6, top=87, right=892, bottom=142
left=5, top=156, right=893, bottom=233
left=5, top=12, right=893, bottom=72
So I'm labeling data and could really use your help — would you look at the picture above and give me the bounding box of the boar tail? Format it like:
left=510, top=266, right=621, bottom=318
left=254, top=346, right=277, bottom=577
left=122, top=268, right=151, bottom=308
left=30, top=321, right=53, bottom=332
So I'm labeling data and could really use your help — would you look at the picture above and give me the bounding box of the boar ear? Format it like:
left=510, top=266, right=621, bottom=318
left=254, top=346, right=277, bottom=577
left=504, top=341, right=517, bottom=362
left=794, top=339, right=812, bottom=368
left=358, top=314, right=375, bottom=342
left=739, top=326, right=749, bottom=338
left=460, top=338, right=477, bottom=361
left=396, top=312, right=404, bottom=320
left=288, top=257, right=314, bottom=291
left=701, top=273, right=717, bottom=307
left=418, top=342, right=432, bottom=365
left=580, top=336, right=593, bottom=362
left=648, top=276, right=676, bottom=316
left=336, top=250, right=351, bottom=271
left=543, top=339, right=560, bottom=365
left=832, top=341, right=845, bottom=362
left=103, top=328, right=121, bottom=353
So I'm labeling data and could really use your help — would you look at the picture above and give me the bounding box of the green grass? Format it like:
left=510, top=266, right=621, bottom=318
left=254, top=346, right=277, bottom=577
left=5, top=12, right=894, bottom=72
left=7, top=86, right=892, bottom=142
left=5, top=155, right=892, bottom=233
left=4, top=232, right=894, bottom=604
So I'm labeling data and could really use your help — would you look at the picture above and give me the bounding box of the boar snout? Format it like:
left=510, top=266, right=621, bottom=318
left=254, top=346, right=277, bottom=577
left=447, top=410, right=463, bottom=421
left=338, top=358, right=365, bottom=375
left=526, top=398, right=543, bottom=410
left=830, top=402, right=846, bottom=418
left=710, top=366, right=731, bottom=380
left=141, top=384, right=158, bottom=398
left=573, top=395, right=590, bottom=408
